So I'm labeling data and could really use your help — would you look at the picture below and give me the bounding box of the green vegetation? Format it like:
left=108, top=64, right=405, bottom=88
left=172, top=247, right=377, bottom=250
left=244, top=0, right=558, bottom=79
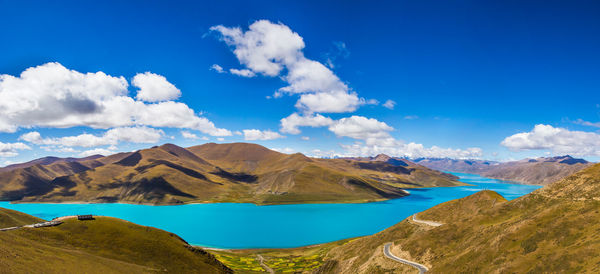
left=211, top=253, right=264, bottom=273
left=208, top=239, right=353, bottom=273
left=0, top=210, right=231, bottom=273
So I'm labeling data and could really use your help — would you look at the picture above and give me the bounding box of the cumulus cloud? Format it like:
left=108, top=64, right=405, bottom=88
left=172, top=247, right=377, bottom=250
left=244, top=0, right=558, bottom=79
left=328, top=116, right=394, bottom=141
left=280, top=113, right=334, bottom=134
left=20, top=127, right=163, bottom=147
left=229, top=68, right=256, bottom=77
left=181, top=130, right=199, bottom=139
left=0, top=142, right=31, bottom=157
left=295, top=90, right=364, bottom=113
left=210, top=64, right=225, bottom=73
left=133, top=72, right=181, bottom=102
left=501, top=124, right=600, bottom=156
left=383, top=99, right=396, bottom=109
left=301, top=136, right=310, bottom=140
left=243, top=129, right=284, bottom=141
left=211, top=20, right=370, bottom=113
left=321, top=115, right=482, bottom=159
left=0, top=62, right=231, bottom=136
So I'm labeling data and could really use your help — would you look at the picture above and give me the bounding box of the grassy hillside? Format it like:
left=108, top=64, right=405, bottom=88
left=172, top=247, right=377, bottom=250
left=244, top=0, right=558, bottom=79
left=0, top=207, right=44, bottom=227
left=0, top=209, right=231, bottom=273
left=316, top=164, right=600, bottom=273
left=2, top=142, right=464, bottom=205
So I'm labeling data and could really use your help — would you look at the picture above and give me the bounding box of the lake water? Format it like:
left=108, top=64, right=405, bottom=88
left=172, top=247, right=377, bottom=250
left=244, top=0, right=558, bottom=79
left=0, top=173, right=541, bottom=249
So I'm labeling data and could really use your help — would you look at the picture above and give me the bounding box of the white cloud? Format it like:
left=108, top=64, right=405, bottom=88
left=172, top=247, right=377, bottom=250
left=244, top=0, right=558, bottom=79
left=573, top=118, right=600, bottom=128
left=132, top=72, right=181, bottom=102
left=243, top=129, right=284, bottom=141
left=211, top=20, right=370, bottom=113
left=404, top=115, right=419, bottom=120
left=501, top=124, right=600, bottom=156
left=181, top=130, right=199, bottom=139
left=271, top=147, right=296, bottom=154
left=301, top=136, right=310, bottom=140
left=211, top=20, right=304, bottom=76
left=383, top=99, right=396, bottom=109
left=322, top=115, right=481, bottom=159
left=79, top=148, right=115, bottom=157
left=280, top=113, right=334, bottom=134
left=217, top=137, right=225, bottom=141
left=49, top=146, right=79, bottom=153
left=0, top=141, right=31, bottom=157
left=229, top=68, right=256, bottom=77
left=20, top=127, right=163, bottom=147
left=309, top=149, right=344, bottom=158
left=295, top=90, right=364, bottom=113
left=328, top=116, right=394, bottom=141
left=341, top=142, right=483, bottom=159
left=210, top=64, right=225, bottom=73
left=0, top=62, right=231, bottom=136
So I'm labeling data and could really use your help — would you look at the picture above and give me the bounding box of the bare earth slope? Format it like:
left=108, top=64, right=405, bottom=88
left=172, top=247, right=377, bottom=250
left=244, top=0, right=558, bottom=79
left=318, top=164, right=600, bottom=273
left=1, top=143, right=464, bottom=205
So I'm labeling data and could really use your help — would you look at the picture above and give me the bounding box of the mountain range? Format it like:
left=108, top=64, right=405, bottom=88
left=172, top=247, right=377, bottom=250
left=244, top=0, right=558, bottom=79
left=410, top=155, right=591, bottom=185
left=0, top=143, right=462, bottom=205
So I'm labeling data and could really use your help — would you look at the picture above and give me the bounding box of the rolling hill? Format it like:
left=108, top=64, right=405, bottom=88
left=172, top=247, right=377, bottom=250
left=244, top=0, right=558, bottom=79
left=316, top=163, right=600, bottom=273
left=0, top=208, right=231, bottom=273
left=0, top=143, right=464, bottom=205
left=414, top=155, right=593, bottom=185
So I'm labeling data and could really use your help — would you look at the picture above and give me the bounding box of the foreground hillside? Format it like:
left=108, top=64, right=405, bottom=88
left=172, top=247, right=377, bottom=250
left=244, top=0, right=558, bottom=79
left=415, top=155, right=592, bottom=185
left=0, top=143, right=463, bottom=205
left=0, top=208, right=230, bottom=273
left=316, top=163, right=600, bottom=273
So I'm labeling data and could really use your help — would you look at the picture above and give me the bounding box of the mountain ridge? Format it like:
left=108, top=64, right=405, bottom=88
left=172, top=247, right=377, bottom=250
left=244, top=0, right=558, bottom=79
left=413, top=155, right=593, bottom=185
left=0, top=143, right=464, bottom=205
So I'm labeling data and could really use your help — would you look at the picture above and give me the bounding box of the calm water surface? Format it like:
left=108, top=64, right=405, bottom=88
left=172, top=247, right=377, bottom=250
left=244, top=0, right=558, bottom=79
left=0, top=173, right=541, bottom=249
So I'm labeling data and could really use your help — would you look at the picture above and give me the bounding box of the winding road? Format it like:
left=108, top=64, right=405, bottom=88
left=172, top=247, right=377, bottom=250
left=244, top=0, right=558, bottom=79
left=382, top=213, right=443, bottom=273
left=383, top=243, right=428, bottom=274
left=0, top=220, right=62, bottom=231
left=411, top=214, right=443, bottom=227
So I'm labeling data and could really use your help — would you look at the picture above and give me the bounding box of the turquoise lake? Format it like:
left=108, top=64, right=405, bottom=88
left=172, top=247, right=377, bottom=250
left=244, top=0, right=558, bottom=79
left=0, top=173, right=541, bottom=249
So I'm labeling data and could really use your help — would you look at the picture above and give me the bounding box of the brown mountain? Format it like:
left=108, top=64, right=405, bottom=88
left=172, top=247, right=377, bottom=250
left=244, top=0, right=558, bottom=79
left=0, top=155, right=104, bottom=172
left=317, top=163, right=600, bottom=273
left=1, top=143, right=464, bottom=205
left=414, top=155, right=593, bottom=185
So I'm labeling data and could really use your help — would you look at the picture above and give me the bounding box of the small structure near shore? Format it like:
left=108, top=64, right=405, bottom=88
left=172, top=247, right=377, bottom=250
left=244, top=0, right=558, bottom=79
left=77, top=214, right=94, bottom=221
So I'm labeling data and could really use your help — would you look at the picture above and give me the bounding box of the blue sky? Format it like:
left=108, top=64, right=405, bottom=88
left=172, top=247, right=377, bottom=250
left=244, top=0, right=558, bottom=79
left=0, top=0, right=599, bottom=164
